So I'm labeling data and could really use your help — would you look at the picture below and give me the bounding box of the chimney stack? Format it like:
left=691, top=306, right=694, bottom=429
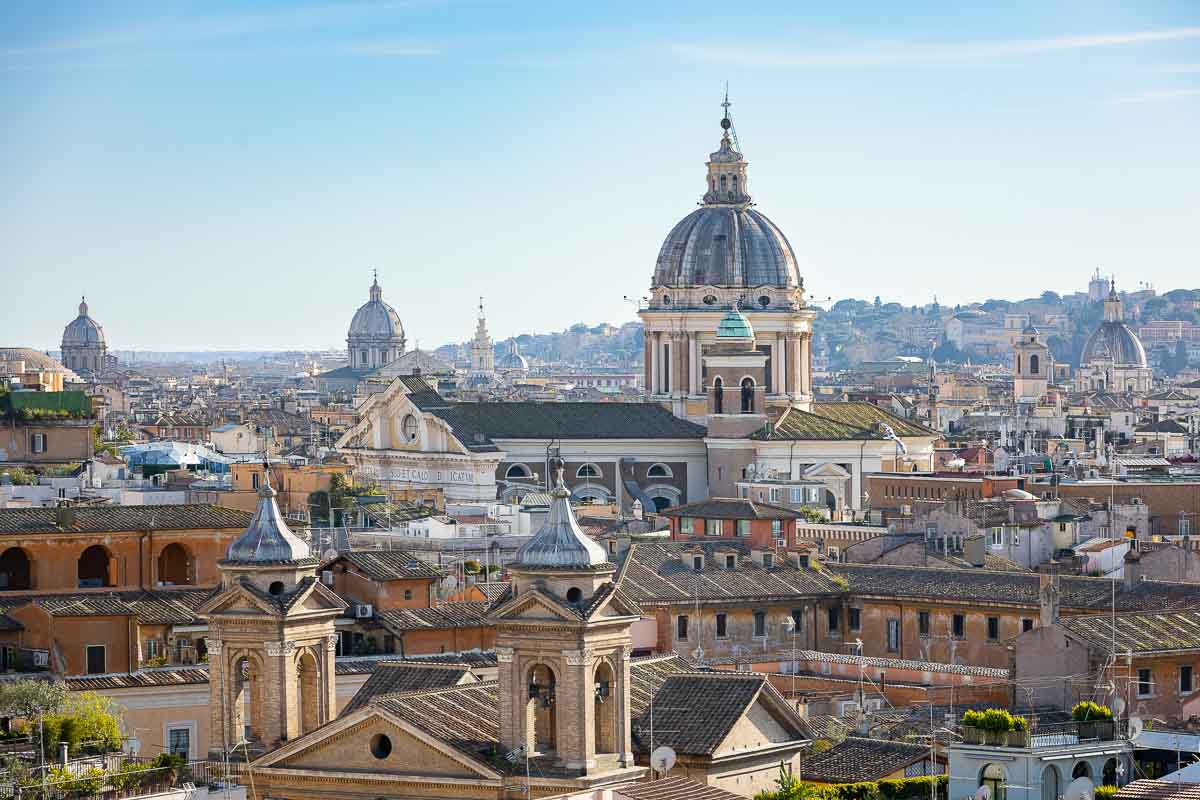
left=1039, top=560, right=1060, bottom=627
left=1124, top=548, right=1142, bottom=591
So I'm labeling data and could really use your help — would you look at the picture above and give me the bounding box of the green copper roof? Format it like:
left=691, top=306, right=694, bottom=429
left=716, top=308, right=755, bottom=341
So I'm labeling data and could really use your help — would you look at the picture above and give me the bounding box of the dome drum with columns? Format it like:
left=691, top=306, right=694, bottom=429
left=640, top=100, right=815, bottom=422
left=1074, top=280, right=1153, bottom=393
left=61, top=297, right=111, bottom=375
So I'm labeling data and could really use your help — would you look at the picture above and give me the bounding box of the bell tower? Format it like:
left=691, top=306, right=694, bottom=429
left=1013, top=324, right=1051, bottom=405
left=490, top=459, right=643, bottom=779
left=200, top=471, right=347, bottom=758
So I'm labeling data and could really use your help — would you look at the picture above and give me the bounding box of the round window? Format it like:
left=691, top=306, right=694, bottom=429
left=758, top=295, right=770, bottom=308
left=370, top=733, right=392, bottom=759
left=566, top=587, right=583, bottom=604
left=703, top=295, right=718, bottom=306
left=268, top=581, right=285, bottom=596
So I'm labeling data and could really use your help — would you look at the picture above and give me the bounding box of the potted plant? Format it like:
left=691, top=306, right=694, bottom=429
left=960, top=709, right=986, bottom=744
left=1006, top=714, right=1030, bottom=747
left=1072, top=701, right=1115, bottom=740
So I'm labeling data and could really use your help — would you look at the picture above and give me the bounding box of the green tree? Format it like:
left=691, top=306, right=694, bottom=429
left=756, top=765, right=818, bottom=800
left=41, top=691, right=123, bottom=758
left=3, top=466, right=37, bottom=486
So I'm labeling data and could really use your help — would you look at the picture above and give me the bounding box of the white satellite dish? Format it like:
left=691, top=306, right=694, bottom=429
left=975, top=785, right=990, bottom=800
left=1066, top=777, right=1094, bottom=800
left=321, top=547, right=338, bottom=563
left=1113, top=697, right=1127, bottom=717
left=651, top=745, right=677, bottom=774
left=442, top=575, right=459, bottom=591
left=1128, top=716, right=1144, bottom=741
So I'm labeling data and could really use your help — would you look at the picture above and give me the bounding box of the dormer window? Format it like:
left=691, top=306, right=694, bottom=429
left=692, top=555, right=704, bottom=571
left=762, top=553, right=774, bottom=569
left=725, top=554, right=736, bottom=569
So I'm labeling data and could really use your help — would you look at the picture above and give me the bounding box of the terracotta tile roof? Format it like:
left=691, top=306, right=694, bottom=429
left=342, top=661, right=476, bottom=714
left=755, top=403, right=937, bottom=442
left=333, top=650, right=499, bottom=674
left=332, top=550, right=442, bottom=581
left=617, top=542, right=845, bottom=606
left=374, top=682, right=500, bottom=764
left=66, top=666, right=209, bottom=691
left=662, top=497, right=801, bottom=520
left=376, top=601, right=492, bottom=631
left=1116, top=782, right=1200, bottom=800
left=800, top=737, right=933, bottom=784
left=0, top=504, right=253, bottom=534
left=0, top=589, right=212, bottom=623
left=829, top=563, right=1200, bottom=611
left=617, top=776, right=743, bottom=800
left=1061, top=610, right=1200, bottom=653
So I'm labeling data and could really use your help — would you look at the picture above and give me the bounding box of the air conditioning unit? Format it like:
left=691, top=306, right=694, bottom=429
left=355, top=604, right=374, bottom=619
left=321, top=570, right=334, bottom=586
left=33, top=650, right=49, bottom=668
left=838, top=700, right=861, bottom=718
left=1130, top=497, right=1143, bottom=506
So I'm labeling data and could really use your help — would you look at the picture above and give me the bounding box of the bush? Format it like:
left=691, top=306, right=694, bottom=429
left=962, top=708, right=1025, bottom=732
left=1096, top=786, right=1118, bottom=800
left=755, top=768, right=947, bottom=800
left=46, top=765, right=105, bottom=798
left=1072, top=701, right=1113, bottom=721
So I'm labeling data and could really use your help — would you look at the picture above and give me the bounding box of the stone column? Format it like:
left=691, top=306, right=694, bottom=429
left=649, top=333, right=660, bottom=395
left=562, top=648, right=596, bottom=770
left=772, top=334, right=783, bottom=395
left=265, top=639, right=296, bottom=744
left=496, top=646, right=517, bottom=752
left=789, top=335, right=804, bottom=397
left=323, top=635, right=338, bottom=727
left=618, top=646, right=634, bottom=766
left=206, top=638, right=226, bottom=757
left=688, top=335, right=699, bottom=395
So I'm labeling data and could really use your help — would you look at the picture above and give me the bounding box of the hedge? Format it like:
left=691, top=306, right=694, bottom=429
left=781, top=776, right=948, bottom=800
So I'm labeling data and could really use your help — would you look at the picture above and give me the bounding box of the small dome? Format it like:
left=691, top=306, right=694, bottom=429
left=1081, top=322, right=1147, bottom=368
left=62, top=297, right=106, bottom=346
left=348, top=277, right=404, bottom=341
left=511, top=462, right=609, bottom=570
left=1022, top=323, right=1039, bottom=335
left=497, top=341, right=529, bottom=371
left=716, top=307, right=755, bottom=342
left=225, top=473, right=311, bottom=563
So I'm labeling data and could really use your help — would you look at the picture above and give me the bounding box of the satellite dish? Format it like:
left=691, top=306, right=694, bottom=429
left=321, top=547, right=338, bottom=563
left=651, top=746, right=677, bottom=774
left=1128, top=716, right=1144, bottom=741
left=442, top=575, right=459, bottom=591
left=975, top=785, right=991, bottom=800
left=1113, top=697, right=1127, bottom=717
left=1066, top=777, right=1094, bottom=800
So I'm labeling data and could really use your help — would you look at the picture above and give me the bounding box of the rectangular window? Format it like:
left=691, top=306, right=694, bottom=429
left=1022, top=618, right=1034, bottom=633
left=716, top=613, right=727, bottom=638
left=762, top=553, right=774, bottom=568
left=987, top=617, right=999, bottom=640
left=681, top=517, right=695, bottom=534
left=676, top=615, right=689, bottom=641
left=989, top=527, right=1003, bottom=547
left=887, top=619, right=900, bottom=652
left=848, top=608, right=861, bottom=632
left=791, top=609, right=804, bottom=631
left=167, top=727, right=191, bottom=759
left=770, top=487, right=781, bottom=503
left=1137, top=668, right=1152, bottom=697
left=771, top=520, right=782, bottom=536
left=739, top=486, right=749, bottom=498
left=736, top=519, right=751, bottom=537
left=1182, top=666, right=1194, bottom=694
left=692, top=555, right=703, bottom=571
left=86, top=645, right=106, bottom=675
left=30, top=433, right=47, bottom=454
left=1183, top=519, right=1193, bottom=536
left=918, top=611, right=930, bottom=637
left=753, top=611, right=766, bottom=638
left=725, top=554, right=736, bottom=569
left=952, top=614, right=965, bottom=639
left=705, top=519, right=723, bottom=536
left=828, top=607, right=840, bottom=635
left=792, top=488, right=804, bottom=504
left=251, top=472, right=260, bottom=490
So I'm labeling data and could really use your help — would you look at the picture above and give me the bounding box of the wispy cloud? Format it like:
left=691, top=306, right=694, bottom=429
left=338, top=40, right=441, bottom=57
left=0, top=2, right=427, bottom=59
left=1111, top=88, right=1200, bottom=104
left=670, top=27, right=1200, bottom=68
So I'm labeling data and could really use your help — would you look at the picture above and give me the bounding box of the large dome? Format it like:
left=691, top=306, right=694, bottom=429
left=348, top=277, right=404, bottom=340
left=1082, top=322, right=1147, bottom=367
left=654, top=206, right=800, bottom=289
left=62, top=298, right=105, bottom=346
left=0, top=348, right=80, bottom=381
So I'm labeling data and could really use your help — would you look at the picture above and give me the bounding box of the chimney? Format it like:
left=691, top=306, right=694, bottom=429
left=1124, top=548, right=1142, bottom=591
left=1039, top=561, right=1060, bottom=627
left=964, top=535, right=985, bottom=567
left=55, top=506, right=77, bottom=531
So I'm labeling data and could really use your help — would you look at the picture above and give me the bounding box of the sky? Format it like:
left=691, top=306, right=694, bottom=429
left=2, top=1, right=1199, bottom=352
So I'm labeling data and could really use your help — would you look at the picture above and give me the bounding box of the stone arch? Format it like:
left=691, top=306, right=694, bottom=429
left=228, top=651, right=267, bottom=746
left=157, top=542, right=194, bottom=586
left=1041, top=764, right=1060, bottom=800
left=740, top=377, right=755, bottom=414
left=297, top=648, right=321, bottom=735
left=78, top=544, right=114, bottom=588
left=0, top=547, right=33, bottom=590
left=647, top=463, right=673, bottom=479
left=1072, top=761, right=1092, bottom=780
left=593, top=660, right=618, bottom=755
left=506, top=463, right=532, bottom=480
left=713, top=377, right=724, bottom=414
left=525, top=662, right=558, bottom=754
left=1103, top=757, right=1117, bottom=786
left=981, top=763, right=1008, bottom=800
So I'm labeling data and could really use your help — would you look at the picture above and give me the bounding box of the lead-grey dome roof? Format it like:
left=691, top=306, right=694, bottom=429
left=511, top=464, right=610, bottom=570
left=653, top=206, right=800, bottom=289
left=225, top=474, right=311, bottom=563
left=1081, top=322, right=1148, bottom=368
left=497, top=341, right=529, bottom=371
left=62, top=298, right=106, bottom=346
left=348, top=277, right=404, bottom=341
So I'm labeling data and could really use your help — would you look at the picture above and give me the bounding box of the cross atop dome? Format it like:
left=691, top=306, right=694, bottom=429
left=79, top=295, right=88, bottom=317
left=703, top=89, right=750, bottom=205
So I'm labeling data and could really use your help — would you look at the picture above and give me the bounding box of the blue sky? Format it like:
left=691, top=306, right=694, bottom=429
left=2, top=1, right=1198, bottom=351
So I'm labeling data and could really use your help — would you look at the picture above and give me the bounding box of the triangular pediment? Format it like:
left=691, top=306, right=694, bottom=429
left=491, top=588, right=582, bottom=624
left=198, top=584, right=281, bottom=618
left=712, top=685, right=810, bottom=757
left=803, top=462, right=852, bottom=479
left=255, top=706, right=500, bottom=780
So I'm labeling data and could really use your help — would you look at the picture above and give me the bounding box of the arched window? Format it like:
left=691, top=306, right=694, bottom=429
left=1072, top=762, right=1092, bottom=780
left=647, top=463, right=672, bottom=479
left=157, top=542, right=194, bottom=586
left=78, top=544, right=113, bottom=588
left=360, top=350, right=368, bottom=365
left=0, top=547, right=32, bottom=590
left=741, top=377, right=755, bottom=414
left=526, top=663, right=558, bottom=752
left=576, top=463, right=602, bottom=479
left=1103, top=758, right=1117, bottom=786
left=506, top=463, right=532, bottom=480
left=1030, top=354, right=1040, bottom=375
left=713, top=377, right=724, bottom=414
left=594, top=661, right=617, bottom=755
left=298, top=650, right=321, bottom=735
left=981, top=763, right=1008, bottom=800
left=731, top=175, right=739, bottom=194
left=1041, top=765, right=1059, bottom=800
left=719, top=175, right=727, bottom=192
left=1016, top=355, right=1022, bottom=373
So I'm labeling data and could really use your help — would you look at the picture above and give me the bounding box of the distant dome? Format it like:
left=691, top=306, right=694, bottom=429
left=62, top=298, right=106, bottom=346
left=225, top=475, right=311, bottom=563
left=497, top=341, right=529, bottom=371
left=651, top=115, right=801, bottom=290
left=1082, top=322, right=1147, bottom=367
left=716, top=307, right=755, bottom=342
left=348, top=277, right=404, bottom=341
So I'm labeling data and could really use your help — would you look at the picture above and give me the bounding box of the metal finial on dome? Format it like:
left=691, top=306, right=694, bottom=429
left=720, top=83, right=732, bottom=130
left=79, top=296, right=88, bottom=316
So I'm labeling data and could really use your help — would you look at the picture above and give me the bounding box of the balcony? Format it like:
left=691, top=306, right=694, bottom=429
left=961, top=719, right=1118, bottom=750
